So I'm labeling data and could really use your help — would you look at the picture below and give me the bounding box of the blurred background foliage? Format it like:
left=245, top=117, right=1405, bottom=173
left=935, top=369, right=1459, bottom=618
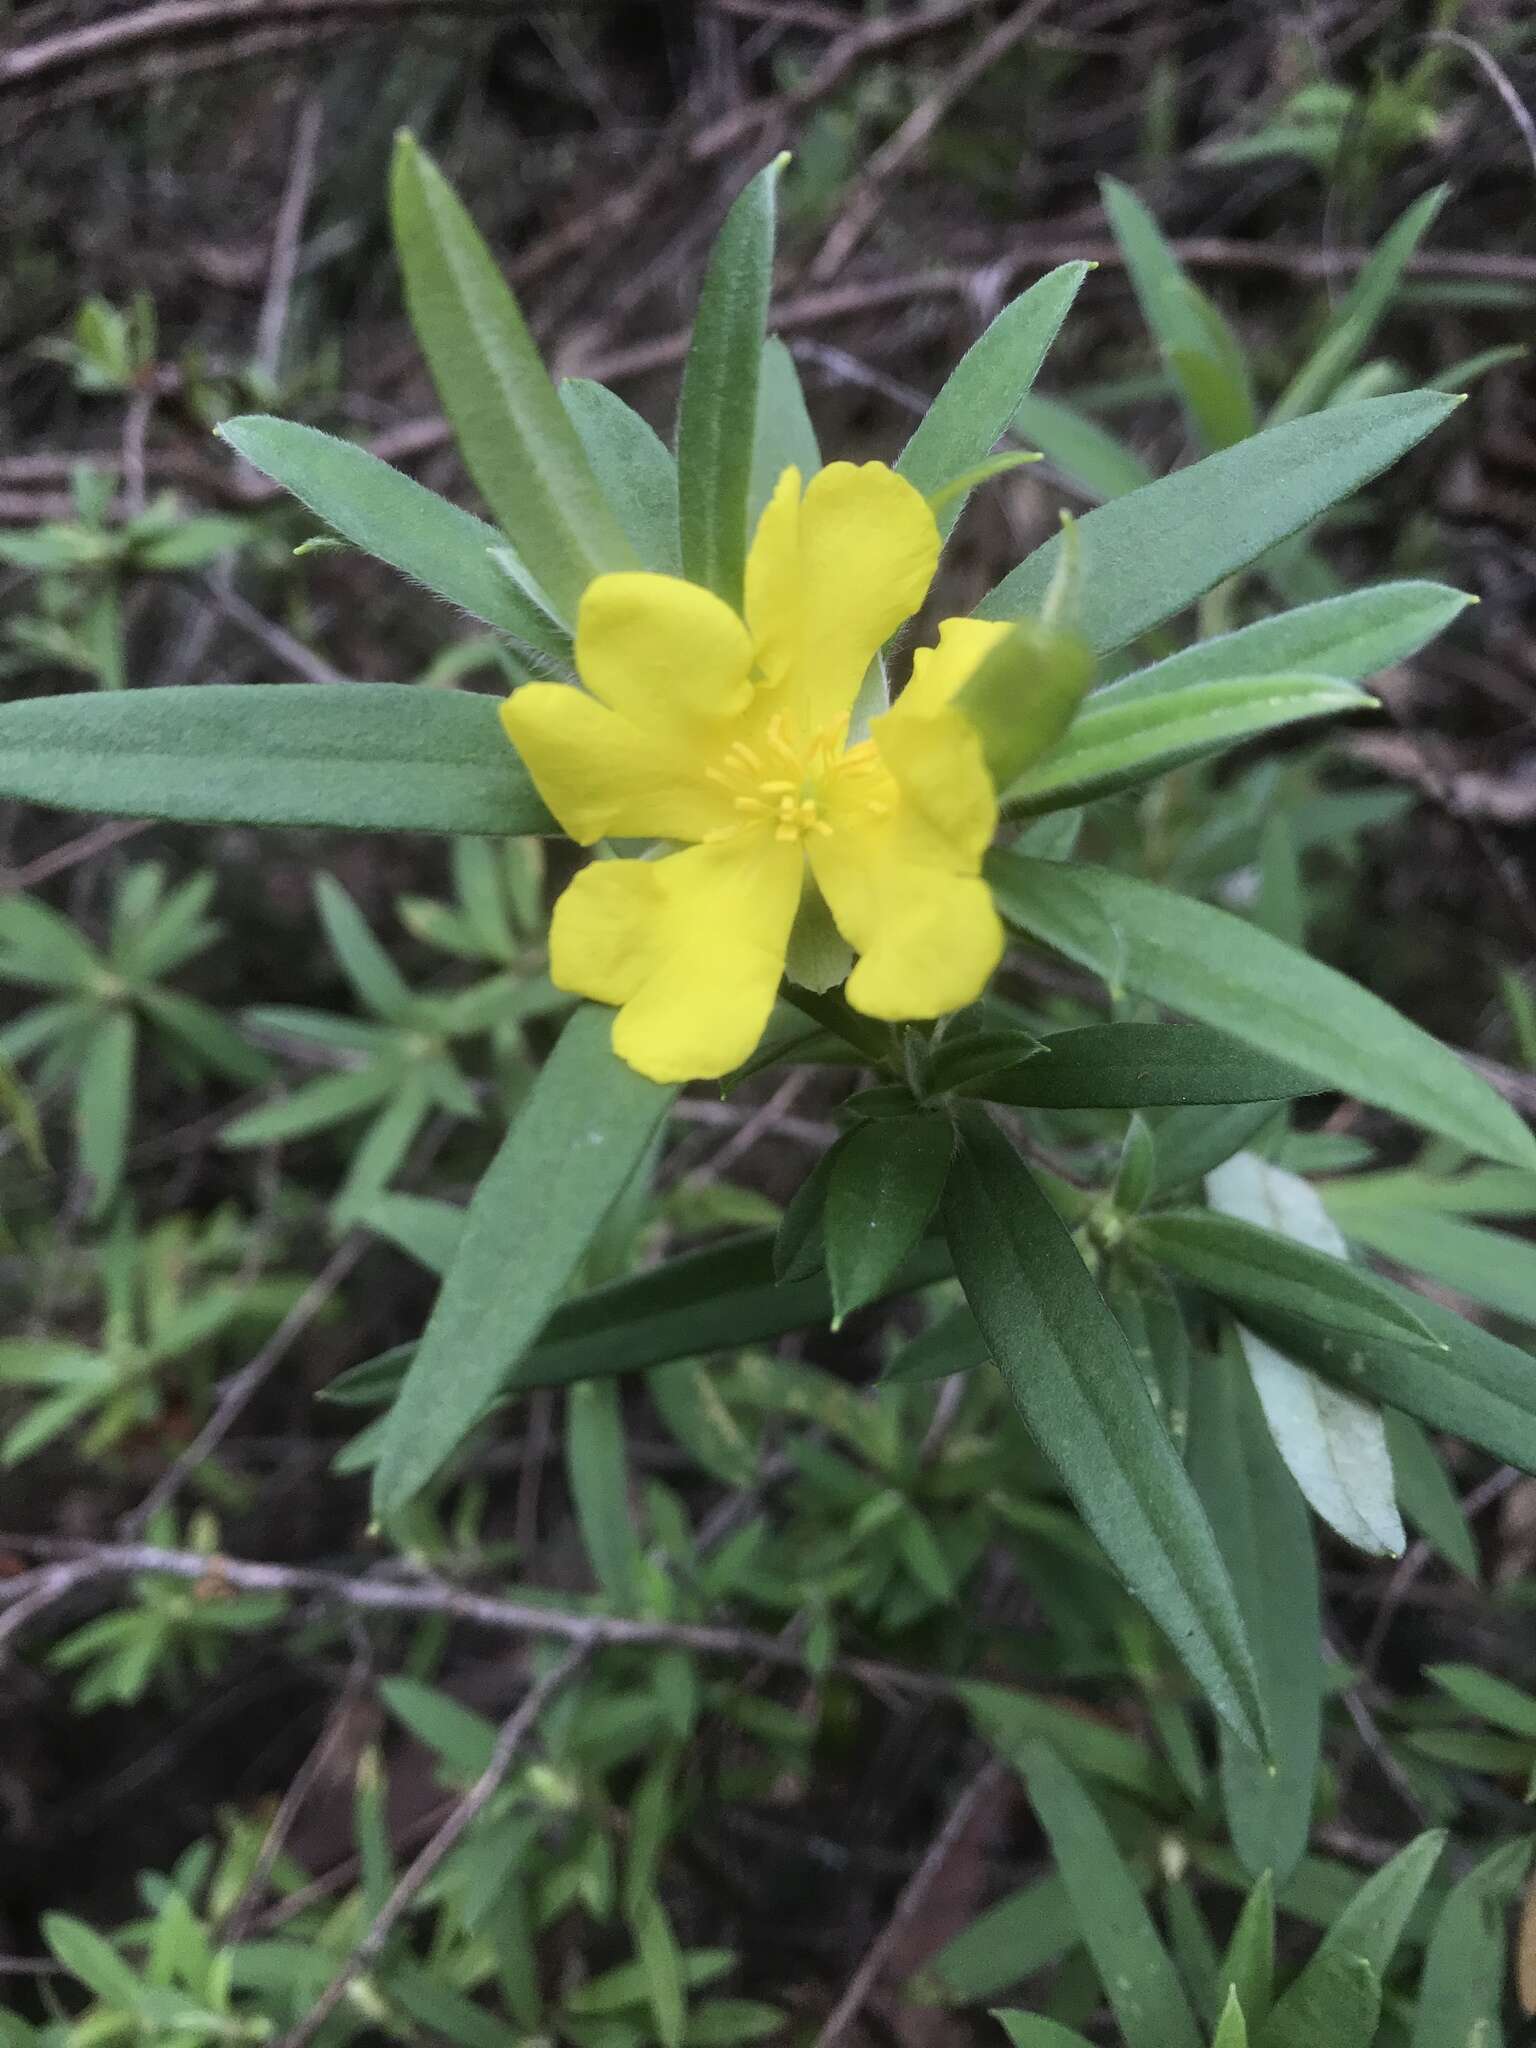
left=2, top=1, right=1536, bottom=2042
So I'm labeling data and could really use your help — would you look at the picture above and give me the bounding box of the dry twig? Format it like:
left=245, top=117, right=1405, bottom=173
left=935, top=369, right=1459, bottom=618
left=272, top=1644, right=589, bottom=2048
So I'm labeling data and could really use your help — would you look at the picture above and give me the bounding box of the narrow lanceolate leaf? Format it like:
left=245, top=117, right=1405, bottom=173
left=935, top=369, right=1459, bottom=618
left=1271, top=186, right=1450, bottom=425
left=1330, top=1202, right=1536, bottom=1327
left=944, top=1110, right=1265, bottom=1750
left=560, top=379, right=681, bottom=576
left=1253, top=1951, right=1380, bottom=2048
left=390, top=133, right=632, bottom=622
left=1386, top=1411, right=1479, bottom=1578
left=216, top=417, right=572, bottom=658
left=1101, top=178, right=1255, bottom=449
left=1137, top=1210, right=1442, bottom=1352
left=1009, top=393, right=1155, bottom=502
left=749, top=336, right=820, bottom=530
left=676, top=156, right=783, bottom=608
left=1207, top=1153, right=1404, bottom=1558
left=1189, top=1335, right=1323, bottom=1885
left=995, top=2017, right=1096, bottom=2048
left=895, top=263, right=1089, bottom=535
left=326, top=1230, right=958, bottom=1446
left=567, top=1380, right=641, bottom=1608
left=1236, top=1273, right=1536, bottom=1475
left=372, top=1008, right=674, bottom=1513
left=1101, top=582, right=1472, bottom=707
left=0, top=687, right=557, bottom=837
left=1003, top=673, right=1370, bottom=814
left=976, top=393, right=1460, bottom=650
left=1409, top=1840, right=1532, bottom=2048
left=1312, top=1830, right=1446, bottom=1984
left=962, top=1022, right=1320, bottom=1111
left=988, top=854, right=1536, bottom=1171
left=824, top=1114, right=953, bottom=1328
left=1017, top=1742, right=1204, bottom=2048
left=76, top=1011, right=135, bottom=1219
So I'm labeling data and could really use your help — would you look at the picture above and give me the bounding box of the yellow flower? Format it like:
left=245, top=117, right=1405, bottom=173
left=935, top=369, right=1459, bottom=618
left=500, top=461, right=1011, bottom=1083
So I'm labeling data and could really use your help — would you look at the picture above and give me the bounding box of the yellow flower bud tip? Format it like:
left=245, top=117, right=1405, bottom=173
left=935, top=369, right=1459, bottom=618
left=499, top=461, right=1008, bottom=1083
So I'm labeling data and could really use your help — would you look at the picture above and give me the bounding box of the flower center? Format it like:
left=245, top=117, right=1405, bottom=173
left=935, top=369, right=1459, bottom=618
left=703, top=711, right=895, bottom=847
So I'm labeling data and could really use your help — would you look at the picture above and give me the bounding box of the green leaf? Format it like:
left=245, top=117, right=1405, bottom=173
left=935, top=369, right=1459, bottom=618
left=963, top=1679, right=1174, bottom=1802
left=1206, top=1153, right=1404, bottom=1557
left=389, top=133, right=631, bottom=621
left=1100, top=179, right=1254, bottom=449
left=1427, top=1663, right=1536, bottom=1742
left=314, top=874, right=415, bottom=1021
left=0, top=685, right=557, bottom=837
left=0, top=895, right=104, bottom=988
left=1385, top=1411, right=1478, bottom=1578
left=1312, top=1829, right=1445, bottom=1983
left=895, top=263, right=1089, bottom=534
left=960, top=1022, right=1320, bottom=1111
left=825, top=1114, right=953, bottom=1327
left=1212, top=1989, right=1248, bottom=2048
left=988, top=855, right=1536, bottom=1170
left=676, top=157, right=783, bottom=607
left=1253, top=1950, right=1379, bottom=2048
left=42, top=1914, right=144, bottom=2009
left=1234, top=1274, right=1536, bottom=1474
left=1331, top=1204, right=1536, bottom=1327
left=1409, top=1840, right=1530, bottom=2048
left=924, top=1874, right=1103, bottom=2003
left=138, top=987, right=272, bottom=1086
left=1017, top=1741, right=1203, bottom=2048
left=1188, top=1334, right=1322, bottom=1884
left=223, top=1064, right=396, bottom=1147
left=976, top=393, right=1460, bottom=650
left=994, top=2017, right=1096, bottom=2048
left=355, top=1191, right=465, bottom=1275
left=561, top=379, right=681, bottom=576
left=379, top=1675, right=496, bottom=1774
left=748, top=336, right=820, bottom=531
left=1003, top=673, right=1370, bottom=815
left=1217, top=1875, right=1274, bottom=2035
left=76, top=1010, right=134, bottom=1218
left=1009, top=393, right=1155, bottom=502
left=1102, top=582, right=1471, bottom=706
left=373, top=1007, right=673, bottom=1511
left=329, top=1231, right=956, bottom=1453
left=568, top=1379, right=642, bottom=1608
left=944, top=1110, right=1264, bottom=1750
left=1271, top=186, right=1450, bottom=425
left=216, top=416, right=571, bottom=658
left=1137, top=1209, right=1442, bottom=1352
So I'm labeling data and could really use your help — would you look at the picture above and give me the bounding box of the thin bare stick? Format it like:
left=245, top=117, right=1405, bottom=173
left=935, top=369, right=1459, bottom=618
left=1, top=819, right=153, bottom=893
left=221, top=1651, right=374, bottom=1943
left=810, top=2, right=1052, bottom=282
left=0, top=1532, right=952, bottom=1698
left=119, top=1235, right=369, bottom=1536
left=205, top=577, right=349, bottom=686
left=814, top=1757, right=1005, bottom=2045
left=256, top=93, right=326, bottom=385
left=272, top=1644, right=589, bottom=2048
left=0, top=0, right=520, bottom=89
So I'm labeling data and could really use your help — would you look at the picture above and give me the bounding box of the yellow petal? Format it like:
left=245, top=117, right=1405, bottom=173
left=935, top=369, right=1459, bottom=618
left=898, top=616, right=1013, bottom=720
left=870, top=700, right=997, bottom=864
left=550, top=837, right=803, bottom=1082
left=744, top=462, right=940, bottom=731
left=576, top=572, right=755, bottom=734
left=500, top=686, right=733, bottom=846
left=809, top=820, right=1004, bottom=1021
